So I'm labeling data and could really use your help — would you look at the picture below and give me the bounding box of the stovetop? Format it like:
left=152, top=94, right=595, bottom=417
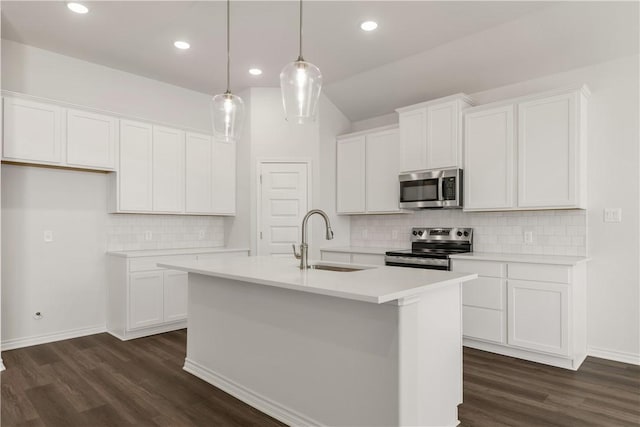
left=385, top=227, right=473, bottom=259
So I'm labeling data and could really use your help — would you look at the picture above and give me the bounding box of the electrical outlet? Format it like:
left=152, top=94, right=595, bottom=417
left=392, top=230, right=398, bottom=239
left=362, top=229, right=368, bottom=239
left=145, top=231, right=153, bottom=241
left=604, top=208, right=622, bottom=223
left=43, top=230, right=53, bottom=242
left=33, top=311, right=43, bottom=320
left=198, top=230, right=205, bottom=240
left=524, top=231, right=533, bottom=244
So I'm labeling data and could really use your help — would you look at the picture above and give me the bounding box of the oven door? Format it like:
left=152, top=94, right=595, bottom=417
left=384, top=255, right=450, bottom=270
left=398, top=169, right=462, bottom=209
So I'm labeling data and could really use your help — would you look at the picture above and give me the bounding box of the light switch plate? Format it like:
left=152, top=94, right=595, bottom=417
left=524, top=231, right=533, bottom=244
left=604, top=208, right=622, bottom=223
left=43, top=230, right=53, bottom=242
left=145, top=231, right=153, bottom=241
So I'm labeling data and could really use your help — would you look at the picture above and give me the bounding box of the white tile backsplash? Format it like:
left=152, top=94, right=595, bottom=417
left=106, top=214, right=225, bottom=251
left=350, top=210, right=587, bottom=256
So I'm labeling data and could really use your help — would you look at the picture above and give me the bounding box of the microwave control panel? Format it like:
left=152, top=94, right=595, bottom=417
left=442, top=177, right=457, bottom=200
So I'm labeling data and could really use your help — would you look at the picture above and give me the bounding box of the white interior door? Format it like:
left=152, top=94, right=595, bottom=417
left=259, top=162, right=309, bottom=257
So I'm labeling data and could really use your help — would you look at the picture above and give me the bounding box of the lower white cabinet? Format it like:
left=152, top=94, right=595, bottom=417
left=320, top=249, right=386, bottom=266
left=452, top=258, right=586, bottom=370
left=107, top=249, right=249, bottom=340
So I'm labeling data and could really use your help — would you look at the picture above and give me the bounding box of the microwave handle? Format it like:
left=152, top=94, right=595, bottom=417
left=437, top=176, right=443, bottom=201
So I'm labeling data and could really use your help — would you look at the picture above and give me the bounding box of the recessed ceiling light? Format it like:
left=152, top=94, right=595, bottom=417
left=67, top=2, right=89, bottom=14
left=360, top=21, right=378, bottom=32
left=249, top=68, right=263, bottom=76
left=174, top=41, right=191, bottom=50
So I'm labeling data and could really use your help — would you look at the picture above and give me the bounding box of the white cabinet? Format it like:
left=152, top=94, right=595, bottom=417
left=452, top=257, right=587, bottom=370
left=119, top=120, right=153, bottom=212
left=212, top=139, right=236, bottom=215
left=107, top=249, right=249, bottom=340
left=463, top=105, right=515, bottom=210
left=185, top=132, right=213, bottom=214
left=396, top=94, right=472, bottom=172
left=320, top=250, right=386, bottom=266
left=163, top=270, right=188, bottom=322
left=185, top=133, right=237, bottom=215
left=3, top=96, right=62, bottom=164
left=463, top=86, right=588, bottom=212
left=129, top=271, right=164, bottom=329
left=336, top=126, right=401, bottom=215
left=336, top=135, right=366, bottom=213
left=518, top=92, right=582, bottom=208
left=152, top=126, right=185, bottom=213
left=507, top=280, right=569, bottom=356
left=66, top=108, right=116, bottom=170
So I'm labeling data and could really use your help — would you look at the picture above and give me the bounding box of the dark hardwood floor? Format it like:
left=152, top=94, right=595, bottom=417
left=1, top=330, right=639, bottom=426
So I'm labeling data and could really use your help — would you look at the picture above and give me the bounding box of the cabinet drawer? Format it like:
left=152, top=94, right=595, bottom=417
left=321, top=252, right=352, bottom=263
left=129, top=255, right=196, bottom=272
left=508, top=263, right=570, bottom=284
left=197, top=251, right=249, bottom=261
left=452, top=259, right=505, bottom=277
left=463, top=306, right=505, bottom=344
left=463, top=277, right=505, bottom=310
left=352, top=253, right=385, bottom=266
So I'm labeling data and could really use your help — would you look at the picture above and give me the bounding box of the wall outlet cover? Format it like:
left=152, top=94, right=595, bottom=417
left=43, top=230, right=53, bottom=242
left=524, top=231, right=534, bottom=244
left=604, top=208, right=622, bottom=223
left=145, top=231, right=153, bottom=241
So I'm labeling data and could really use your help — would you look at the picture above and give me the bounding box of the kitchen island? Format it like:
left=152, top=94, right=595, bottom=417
left=159, top=256, right=477, bottom=427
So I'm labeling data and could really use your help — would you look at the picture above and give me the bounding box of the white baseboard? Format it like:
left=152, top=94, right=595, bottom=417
left=1, top=324, right=107, bottom=351
left=588, top=346, right=640, bottom=366
left=184, top=358, right=322, bottom=427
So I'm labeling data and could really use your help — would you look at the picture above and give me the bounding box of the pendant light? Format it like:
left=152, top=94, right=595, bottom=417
left=211, top=0, right=244, bottom=142
left=280, top=0, right=322, bottom=124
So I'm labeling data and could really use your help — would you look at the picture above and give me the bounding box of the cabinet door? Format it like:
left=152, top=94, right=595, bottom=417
left=518, top=93, right=577, bottom=208
left=463, top=306, right=505, bottom=344
left=464, top=105, right=515, bottom=210
left=426, top=101, right=459, bottom=169
left=153, top=126, right=185, bottom=213
left=507, top=280, right=569, bottom=356
left=3, top=97, right=62, bottom=164
left=336, top=136, right=366, bottom=213
left=398, top=108, right=427, bottom=172
left=366, top=129, right=400, bottom=213
left=129, top=272, right=164, bottom=330
left=185, top=132, right=213, bottom=213
left=163, top=270, right=188, bottom=322
left=66, top=109, right=116, bottom=169
left=119, top=120, right=153, bottom=211
left=212, top=139, right=236, bottom=215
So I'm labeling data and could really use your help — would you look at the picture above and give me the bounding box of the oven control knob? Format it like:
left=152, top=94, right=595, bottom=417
left=417, top=230, right=424, bottom=236
left=412, top=231, right=418, bottom=236
left=456, top=231, right=463, bottom=237
left=463, top=231, right=469, bottom=237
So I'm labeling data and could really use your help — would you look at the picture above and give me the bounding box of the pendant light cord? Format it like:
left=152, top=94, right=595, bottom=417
left=297, top=0, right=303, bottom=61
left=226, top=0, right=231, bottom=93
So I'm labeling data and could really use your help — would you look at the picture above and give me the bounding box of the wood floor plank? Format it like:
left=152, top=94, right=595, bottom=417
left=2, top=331, right=639, bottom=427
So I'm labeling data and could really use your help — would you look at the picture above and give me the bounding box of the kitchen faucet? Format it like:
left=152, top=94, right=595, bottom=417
left=292, top=209, right=334, bottom=269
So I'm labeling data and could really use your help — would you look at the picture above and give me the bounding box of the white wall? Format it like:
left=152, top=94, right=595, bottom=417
left=349, top=55, right=640, bottom=363
left=0, top=41, right=231, bottom=347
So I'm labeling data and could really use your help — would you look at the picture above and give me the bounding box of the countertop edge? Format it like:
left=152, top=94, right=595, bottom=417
left=449, top=252, right=590, bottom=266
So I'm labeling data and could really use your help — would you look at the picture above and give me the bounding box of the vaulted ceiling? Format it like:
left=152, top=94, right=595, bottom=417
left=2, top=1, right=638, bottom=121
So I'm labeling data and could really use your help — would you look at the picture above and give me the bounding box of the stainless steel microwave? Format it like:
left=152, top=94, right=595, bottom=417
left=399, top=168, right=463, bottom=209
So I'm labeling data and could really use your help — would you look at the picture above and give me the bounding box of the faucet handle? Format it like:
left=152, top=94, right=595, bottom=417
left=292, top=244, right=301, bottom=260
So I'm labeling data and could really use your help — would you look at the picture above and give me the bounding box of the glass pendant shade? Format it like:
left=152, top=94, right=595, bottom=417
left=280, top=59, right=322, bottom=124
left=211, top=92, right=244, bottom=142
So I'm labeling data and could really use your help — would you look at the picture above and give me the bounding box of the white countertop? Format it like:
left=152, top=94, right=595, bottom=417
left=159, top=256, right=477, bottom=304
left=450, top=252, right=590, bottom=266
left=320, top=246, right=402, bottom=255
left=106, top=247, right=250, bottom=258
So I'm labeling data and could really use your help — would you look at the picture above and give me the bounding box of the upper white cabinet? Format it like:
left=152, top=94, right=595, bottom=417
left=185, top=132, right=213, bottom=214
left=336, top=135, right=366, bottom=213
left=3, top=96, right=62, bottom=164
left=463, top=86, right=588, bottom=211
left=336, top=126, right=402, bottom=214
left=66, top=108, right=117, bottom=169
left=464, top=105, right=516, bottom=210
left=211, top=139, right=236, bottom=215
left=119, top=120, right=153, bottom=212
left=396, top=94, right=473, bottom=172
left=152, top=126, right=185, bottom=213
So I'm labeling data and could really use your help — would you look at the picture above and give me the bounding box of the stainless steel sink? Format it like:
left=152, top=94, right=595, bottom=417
left=308, top=264, right=369, bottom=272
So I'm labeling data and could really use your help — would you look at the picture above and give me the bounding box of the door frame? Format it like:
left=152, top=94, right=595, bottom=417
left=256, top=158, right=312, bottom=256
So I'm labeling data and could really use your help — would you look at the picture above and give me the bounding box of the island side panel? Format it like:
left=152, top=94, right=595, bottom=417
left=185, top=273, right=401, bottom=427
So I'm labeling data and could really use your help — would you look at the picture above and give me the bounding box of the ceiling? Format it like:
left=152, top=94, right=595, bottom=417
left=2, top=1, right=638, bottom=121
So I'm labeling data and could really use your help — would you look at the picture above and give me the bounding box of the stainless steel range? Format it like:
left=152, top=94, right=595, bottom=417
left=385, top=227, right=473, bottom=271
